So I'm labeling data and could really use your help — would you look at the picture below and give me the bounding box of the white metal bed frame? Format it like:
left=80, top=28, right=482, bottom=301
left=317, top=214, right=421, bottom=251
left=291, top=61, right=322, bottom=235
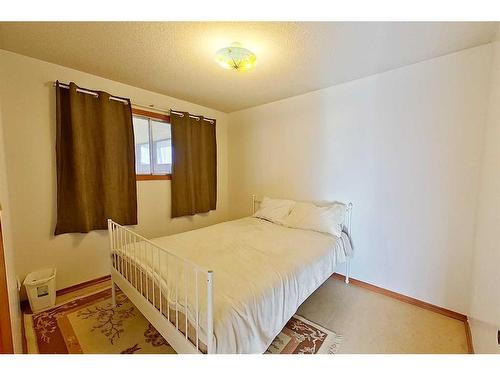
left=108, top=196, right=353, bottom=354
left=107, top=221, right=214, bottom=353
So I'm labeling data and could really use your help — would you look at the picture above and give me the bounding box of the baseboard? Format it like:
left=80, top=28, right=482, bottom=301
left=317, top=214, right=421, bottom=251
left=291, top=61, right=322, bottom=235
left=331, top=273, right=467, bottom=322
left=468, top=318, right=500, bottom=354
left=56, top=275, right=111, bottom=297
left=27, top=273, right=468, bottom=321
left=464, top=319, right=474, bottom=354
left=20, top=275, right=111, bottom=313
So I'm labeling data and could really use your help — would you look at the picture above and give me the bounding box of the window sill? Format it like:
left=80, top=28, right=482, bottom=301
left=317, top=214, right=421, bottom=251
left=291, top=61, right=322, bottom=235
left=136, top=174, right=171, bottom=181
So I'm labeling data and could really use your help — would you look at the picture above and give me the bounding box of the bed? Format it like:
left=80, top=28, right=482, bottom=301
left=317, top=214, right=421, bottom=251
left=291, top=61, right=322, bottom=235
left=108, top=197, right=353, bottom=354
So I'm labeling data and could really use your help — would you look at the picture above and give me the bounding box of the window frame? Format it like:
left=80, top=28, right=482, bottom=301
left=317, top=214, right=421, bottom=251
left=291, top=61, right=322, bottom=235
left=132, top=108, right=172, bottom=181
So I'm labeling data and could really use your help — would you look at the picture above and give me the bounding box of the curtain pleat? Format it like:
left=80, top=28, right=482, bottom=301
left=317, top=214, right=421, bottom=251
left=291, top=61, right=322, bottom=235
left=54, top=81, right=137, bottom=234
left=170, top=111, right=217, bottom=218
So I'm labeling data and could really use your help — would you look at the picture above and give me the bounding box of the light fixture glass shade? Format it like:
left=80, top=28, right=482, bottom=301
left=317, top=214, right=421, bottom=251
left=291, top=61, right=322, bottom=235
left=215, top=45, right=256, bottom=71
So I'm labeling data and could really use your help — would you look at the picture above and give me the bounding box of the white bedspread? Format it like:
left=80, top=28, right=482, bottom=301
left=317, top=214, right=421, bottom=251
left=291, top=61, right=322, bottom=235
left=117, top=217, right=351, bottom=353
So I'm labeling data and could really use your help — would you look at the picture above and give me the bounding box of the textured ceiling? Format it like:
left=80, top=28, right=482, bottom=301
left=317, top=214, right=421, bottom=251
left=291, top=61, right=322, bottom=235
left=0, top=22, right=497, bottom=112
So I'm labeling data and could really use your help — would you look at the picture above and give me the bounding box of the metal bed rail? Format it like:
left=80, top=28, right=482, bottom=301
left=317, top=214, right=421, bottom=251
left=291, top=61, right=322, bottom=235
left=107, top=219, right=214, bottom=354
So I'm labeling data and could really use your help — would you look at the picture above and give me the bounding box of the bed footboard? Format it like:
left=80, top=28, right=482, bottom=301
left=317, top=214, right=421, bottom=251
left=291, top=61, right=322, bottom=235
left=107, top=219, right=215, bottom=354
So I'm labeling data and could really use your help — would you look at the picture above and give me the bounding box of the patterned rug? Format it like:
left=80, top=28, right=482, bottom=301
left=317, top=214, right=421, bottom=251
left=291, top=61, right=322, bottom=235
left=265, top=315, right=342, bottom=354
left=24, top=287, right=342, bottom=354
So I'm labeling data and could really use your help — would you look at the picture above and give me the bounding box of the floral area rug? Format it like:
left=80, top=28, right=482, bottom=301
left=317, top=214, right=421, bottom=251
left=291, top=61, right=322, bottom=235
left=24, top=287, right=342, bottom=354
left=266, top=315, right=342, bottom=354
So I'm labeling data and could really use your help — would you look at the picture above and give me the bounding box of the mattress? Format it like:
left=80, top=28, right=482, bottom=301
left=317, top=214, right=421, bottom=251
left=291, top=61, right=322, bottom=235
left=113, top=217, right=352, bottom=353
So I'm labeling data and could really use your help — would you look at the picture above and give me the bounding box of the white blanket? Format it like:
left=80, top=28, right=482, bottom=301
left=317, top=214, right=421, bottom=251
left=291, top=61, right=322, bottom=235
left=117, top=217, right=351, bottom=353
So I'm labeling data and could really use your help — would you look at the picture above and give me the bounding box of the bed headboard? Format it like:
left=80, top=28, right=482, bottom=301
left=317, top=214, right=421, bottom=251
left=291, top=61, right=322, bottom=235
left=251, top=195, right=353, bottom=237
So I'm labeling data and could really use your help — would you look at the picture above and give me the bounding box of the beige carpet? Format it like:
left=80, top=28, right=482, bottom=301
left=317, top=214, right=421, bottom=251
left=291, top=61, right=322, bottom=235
left=297, top=277, right=469, bottom=354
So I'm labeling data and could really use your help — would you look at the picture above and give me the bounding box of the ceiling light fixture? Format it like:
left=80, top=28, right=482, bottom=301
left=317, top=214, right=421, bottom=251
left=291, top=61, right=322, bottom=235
left=215, top=43, right=256, bottom=71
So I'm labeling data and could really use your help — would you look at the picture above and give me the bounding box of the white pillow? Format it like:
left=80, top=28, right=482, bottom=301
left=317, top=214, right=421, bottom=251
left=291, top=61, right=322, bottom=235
left=284, top=201, right=346, bottom=237
left=253, top=196, right=295, bottom=224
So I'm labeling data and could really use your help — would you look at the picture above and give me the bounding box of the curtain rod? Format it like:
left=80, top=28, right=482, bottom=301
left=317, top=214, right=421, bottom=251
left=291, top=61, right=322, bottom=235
left=134, top=103, right=215, bottom=124
left=53, top=82, right=215, bottom=123
left=55, top=82, right=129, bottom=104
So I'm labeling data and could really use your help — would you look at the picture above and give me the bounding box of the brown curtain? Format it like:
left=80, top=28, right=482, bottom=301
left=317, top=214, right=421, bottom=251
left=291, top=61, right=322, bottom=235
left=55, top=81, right=137, bottom=235
left=170, top=111, right=217, bottom=218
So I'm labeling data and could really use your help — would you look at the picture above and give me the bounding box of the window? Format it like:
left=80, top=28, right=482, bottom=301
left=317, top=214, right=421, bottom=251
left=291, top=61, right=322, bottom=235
left=132, top=109, right=172, bottom=180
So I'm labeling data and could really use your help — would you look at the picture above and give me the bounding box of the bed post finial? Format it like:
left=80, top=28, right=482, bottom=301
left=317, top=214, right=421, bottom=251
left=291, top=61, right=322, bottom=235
left=347, top=202, right=353, bottom=237
left=107, top=219, right=117, bottom=306
left=206, top=271, right=214, bottom=354
left=345, top=202, right=353, bottom=284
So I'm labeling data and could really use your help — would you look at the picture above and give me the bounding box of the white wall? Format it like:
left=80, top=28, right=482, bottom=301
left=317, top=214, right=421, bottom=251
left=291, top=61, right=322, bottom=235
left=0, top=98, right=22, bottom=353
left=0, top=50, right=229, bottom=292
left=469, top=31, right=500, bottom=353
left=1, top=42, right=498, bottom=352
left=228, top=45, right=492, bottom=314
